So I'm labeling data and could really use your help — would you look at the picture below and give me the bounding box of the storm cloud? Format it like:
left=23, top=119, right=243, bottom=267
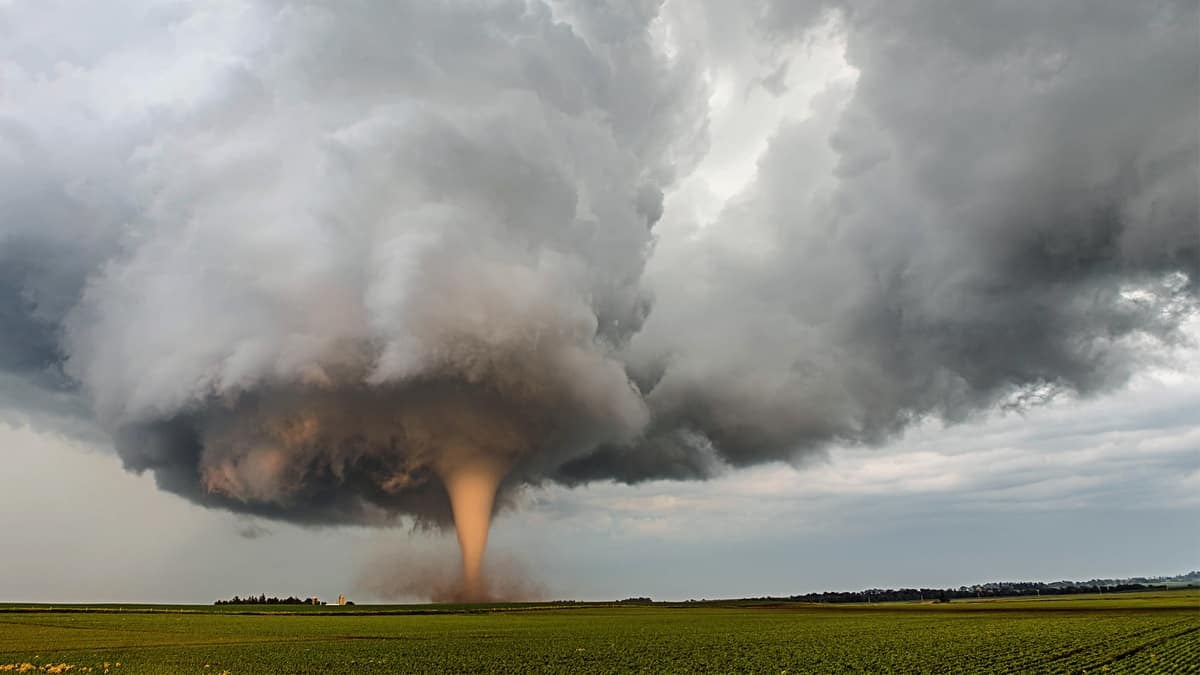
left=587, top=0, right=1199, bottom=482
left=0, top=0, right=1196, bottom=527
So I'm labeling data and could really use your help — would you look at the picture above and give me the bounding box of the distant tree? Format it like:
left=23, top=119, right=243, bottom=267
left=213, top=594, right=310, bottom=606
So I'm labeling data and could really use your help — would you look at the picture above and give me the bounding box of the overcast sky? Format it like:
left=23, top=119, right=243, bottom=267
left=1, top=0, right=1197, bottom=602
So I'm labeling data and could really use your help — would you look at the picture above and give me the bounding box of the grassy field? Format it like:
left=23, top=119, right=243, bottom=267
left=0, top=590, right=1196, bottom=673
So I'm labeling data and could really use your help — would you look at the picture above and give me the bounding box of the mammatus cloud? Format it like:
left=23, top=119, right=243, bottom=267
left=1, top=0, right=1196, bottom=540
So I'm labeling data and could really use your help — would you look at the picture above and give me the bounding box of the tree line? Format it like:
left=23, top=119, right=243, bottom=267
left=214, top=595, right=317, bottom=606
left=785, top=582, right=1174, bottom=604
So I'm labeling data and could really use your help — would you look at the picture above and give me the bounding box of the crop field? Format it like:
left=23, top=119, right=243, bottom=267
left=0, top=591, right=1196, bottom=673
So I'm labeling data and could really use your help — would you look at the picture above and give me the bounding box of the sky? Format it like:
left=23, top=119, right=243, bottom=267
left=2, top=341, right=1197, bottom=603
left=0, top=0, right=1197, bottom=602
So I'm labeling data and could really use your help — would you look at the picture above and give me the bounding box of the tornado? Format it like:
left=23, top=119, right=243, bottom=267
left=437, top=452, right=512, bottom=601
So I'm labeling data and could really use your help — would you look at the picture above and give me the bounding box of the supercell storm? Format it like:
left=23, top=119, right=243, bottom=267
left=1, top=1, right=1196, bottom=597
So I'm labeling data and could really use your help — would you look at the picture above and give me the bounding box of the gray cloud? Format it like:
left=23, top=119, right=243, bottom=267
left=593, top=0, right=1198, bottom=480
left=0, top=0, right=1195, bottom=527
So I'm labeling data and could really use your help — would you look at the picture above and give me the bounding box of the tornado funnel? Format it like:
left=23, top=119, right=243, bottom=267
left=437, top=453, right=510, bottom=601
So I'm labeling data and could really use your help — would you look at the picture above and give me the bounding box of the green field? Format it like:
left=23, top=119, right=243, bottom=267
left=1, top=591, right=1196, bottom=673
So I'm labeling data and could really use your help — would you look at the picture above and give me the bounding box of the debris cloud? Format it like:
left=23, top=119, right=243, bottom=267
left=355, top=543, right=547, bottom=604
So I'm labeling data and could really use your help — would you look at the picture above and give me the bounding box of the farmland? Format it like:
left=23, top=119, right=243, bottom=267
left=0, top=590, right=1196, bottom=673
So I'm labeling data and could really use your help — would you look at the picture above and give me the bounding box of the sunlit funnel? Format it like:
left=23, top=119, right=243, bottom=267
left=437, top=453, right=510, bottom=601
